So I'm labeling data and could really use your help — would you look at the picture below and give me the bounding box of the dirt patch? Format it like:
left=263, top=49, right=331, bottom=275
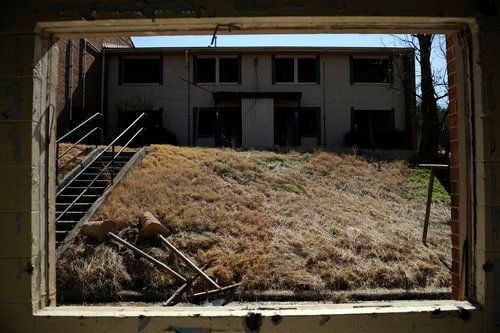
left=57, top=145, right=451, bottom=303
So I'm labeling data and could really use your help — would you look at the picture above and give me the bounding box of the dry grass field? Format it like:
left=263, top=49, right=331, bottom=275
left=57, top=145, right=451, bottom=303
left=57, top=143, right=95, bottom=182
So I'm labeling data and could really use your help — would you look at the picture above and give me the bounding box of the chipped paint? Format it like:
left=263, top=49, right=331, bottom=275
left=8, top=125, right=22, bottom=164
left=3, top=81, right=22, bottom=121
left=318, top=315, right=330, bottom=325
left=49, top=1, right=201, bottom=20
left=138, top=315, right=150, bottom=332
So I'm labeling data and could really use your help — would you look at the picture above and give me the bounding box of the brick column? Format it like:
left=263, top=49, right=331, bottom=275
left=446, top=34, right=460, bottom=299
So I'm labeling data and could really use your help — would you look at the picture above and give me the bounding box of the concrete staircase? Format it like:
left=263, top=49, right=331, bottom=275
left=55, top=150, right=137, bottom=246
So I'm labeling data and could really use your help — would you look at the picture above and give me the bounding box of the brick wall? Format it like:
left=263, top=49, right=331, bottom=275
left=446, top=34, right=460, bottom=299
left=56, top=37, right=133, bottom=137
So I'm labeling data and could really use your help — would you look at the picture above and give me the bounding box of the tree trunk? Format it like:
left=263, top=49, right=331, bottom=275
left=417, top=34, right=440, bottom=161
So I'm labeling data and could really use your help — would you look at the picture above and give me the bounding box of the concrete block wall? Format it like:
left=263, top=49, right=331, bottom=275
left=0, top=0, right=499, bottom=332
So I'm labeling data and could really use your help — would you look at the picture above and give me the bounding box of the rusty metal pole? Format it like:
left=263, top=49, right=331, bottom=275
left=422, top=167, right=435, bottom=245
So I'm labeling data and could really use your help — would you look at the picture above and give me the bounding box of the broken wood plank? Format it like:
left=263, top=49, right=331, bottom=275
left=163, top=263, right=209, bottom=306
left=159, top=234, right=221, bottom=289
left=108, top=232, right=187, bottom=283
left=418, top=164, right=449, bottom=245
left=192, top=282, right=242, bottom=298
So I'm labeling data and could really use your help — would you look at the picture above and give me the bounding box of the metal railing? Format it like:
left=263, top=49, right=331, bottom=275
left=56, top=112, right=147, bottom=223
left=56, top=112, right=102, bottom=181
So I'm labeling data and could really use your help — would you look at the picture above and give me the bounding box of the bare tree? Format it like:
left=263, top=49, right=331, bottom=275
left=387, top=34, right=449, bottom=161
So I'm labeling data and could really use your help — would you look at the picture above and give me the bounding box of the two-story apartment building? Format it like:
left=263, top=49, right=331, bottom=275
left=103, top=46, right=415, bottom=149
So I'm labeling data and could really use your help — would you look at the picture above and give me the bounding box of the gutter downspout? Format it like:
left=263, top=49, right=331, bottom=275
left=67, top=39, right=74, bottom=123
left=100, top=48, right=106, bottom=142
left=186, top=49, right=192, bottom=146
left=81, top=39, right=87, bottom=111
left=322, top=61, right=326, bottom=147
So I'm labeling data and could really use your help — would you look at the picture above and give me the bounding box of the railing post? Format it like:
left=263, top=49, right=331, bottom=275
left=55, top=142, right=60, bottom=184
left=111, top=144, right=115, bottom=184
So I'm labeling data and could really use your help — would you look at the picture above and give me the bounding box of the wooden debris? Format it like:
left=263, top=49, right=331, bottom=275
left=418, top=164, right=449, bottom=245
left=140, top=211, right=169, bottom=237
left=192, top=283, right=242, bottom=298
left=80, top=219, right=119, bottom=241
left=159, top=234, right=221, bottom=290
left=107, top=232, right=187, bottom=283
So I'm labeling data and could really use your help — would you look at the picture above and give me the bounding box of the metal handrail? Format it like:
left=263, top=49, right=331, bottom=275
left=56, top=112, right=102, bottom=144
left=56, top=113, right=103, bottom=181
left=56, top=113, right=147, bottom=222
left=58, top=127, right=102, bottom=160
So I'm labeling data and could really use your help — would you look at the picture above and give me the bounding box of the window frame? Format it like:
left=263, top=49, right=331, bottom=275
left=349, top=55, right=393, bottom=85
left=273, top=55, right=320, bottom=84
left=193, top=55, right=241, bottom=85
left=118, top=55, right=164, bottom=86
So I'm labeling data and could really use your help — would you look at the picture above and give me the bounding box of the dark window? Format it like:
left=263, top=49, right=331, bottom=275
left=300, top=108, right=318, bottom=136
left=352, top=109, right=394, bottom=132
left=219, top=58, right=239, bottom=83
left=197, top=108, right=216, bottom=136
left=298, top=58, right=318, bottom=83
left=352, top=58, right=390, bottom=83
left=275, top=58, right=294, bottom=83
left=196, top=58, right=216, bottom=83
left=122, top=58, right=161, bottom=84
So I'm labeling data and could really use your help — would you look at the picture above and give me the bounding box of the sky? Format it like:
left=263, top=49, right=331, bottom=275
left=132, top=34, right=448, bottom=106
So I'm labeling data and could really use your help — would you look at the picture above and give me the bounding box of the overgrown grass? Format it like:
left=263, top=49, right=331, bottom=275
left=408, top=168, right=451, bottom=205
left=58, top=145, right=452, bottom=303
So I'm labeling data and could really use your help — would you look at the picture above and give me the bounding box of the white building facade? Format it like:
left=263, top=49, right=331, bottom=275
left=103, top=46, right=415, bottom=149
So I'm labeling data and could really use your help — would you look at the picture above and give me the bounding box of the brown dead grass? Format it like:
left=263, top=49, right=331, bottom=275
left=57, top=143, right=95, bottom=182
left=58, top=145, right=451, bottom=302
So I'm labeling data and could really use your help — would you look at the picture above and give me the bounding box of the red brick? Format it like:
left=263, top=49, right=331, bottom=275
left=452, top=233, right=460, bottom=247
left=452, top=247, right=460, bottom=262
left=450, top=181, right=459, bottom=195
left=451, top=193, right=459, bottom=207
left=449, top=126, right=458, bottom=142
left=448, top=59, right=457, bottom=74
left=452, top=285, right=460, bottom=299
left=448, top=99, right=457, bottom=114
left=450, top=166, right=459, bottom=181
left=451, top=221, right=460, bottom=234
left=449, top=112, right=458, bottom=127
left=452, top=271, right=460, bottom=287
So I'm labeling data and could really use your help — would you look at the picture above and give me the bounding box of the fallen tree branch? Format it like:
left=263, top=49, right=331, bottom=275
left=158, top=234, right=221, bottom=290
left=108, top=232, right=187, bottom=283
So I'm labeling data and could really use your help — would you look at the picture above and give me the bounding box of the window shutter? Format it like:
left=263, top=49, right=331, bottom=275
left=192, top=55, right=198, bottom=85
left=118, top=56, right=123, bottom=85
left=349, top=56, right=353, bottom=85
left=272, top=55, right=276, bottom=85
left=316, top=107, right=321, bottom=145
left=159, top=55, right=164, bottom=85
left=238, top=55, right=242, bottom=84
left=315, top=55, right=321, bottom=84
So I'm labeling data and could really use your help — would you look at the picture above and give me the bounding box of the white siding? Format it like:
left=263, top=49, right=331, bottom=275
left=106, top=51, right=408, bottom=148
left=242, top=98, right=274, bottom=149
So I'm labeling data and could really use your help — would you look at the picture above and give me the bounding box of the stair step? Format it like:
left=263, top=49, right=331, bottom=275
left=56, top=211, right=87, bottom=220
left=56, top=221, right=78, bottom=231
left=56, top=230, right=68, bottom=242
left=59, top=186, right=107, bottom=196
left=56, top=194, right=101, bottom=203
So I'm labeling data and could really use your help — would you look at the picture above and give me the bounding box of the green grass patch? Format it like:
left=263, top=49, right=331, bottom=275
left=273, top=183, right=302, bottom=194
left=408, top=168, right=451, bottom=204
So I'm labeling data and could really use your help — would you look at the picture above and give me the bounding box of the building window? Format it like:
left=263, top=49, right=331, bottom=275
left=196, top=108, right=216, bottom=136
left=121, top=57, right=162, bottom=84
left=196, top=58, right=216, bottom=83
left=299, top=108, right=319, bottom=137
left=219, top=58, right=239, bottom=83
left=273, top=56, right=320, bottom=84
left=194, top=56, right=241, bottom=84
left=351, top=58, right=391, bottom=83
left=298, top=58, right=318, bottom=83
left=274, top=57, right=295, bottom=83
